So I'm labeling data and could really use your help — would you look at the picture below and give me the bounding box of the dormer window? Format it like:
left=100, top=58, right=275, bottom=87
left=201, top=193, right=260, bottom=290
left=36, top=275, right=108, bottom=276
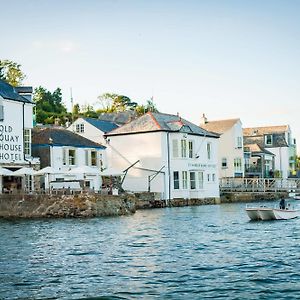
left=265, top=134, right=273, bottom=146
left=76, top=123, right=84, bottom=133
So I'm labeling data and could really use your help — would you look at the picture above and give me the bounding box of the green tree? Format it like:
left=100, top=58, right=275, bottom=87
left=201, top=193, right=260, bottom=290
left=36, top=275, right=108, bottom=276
left=97, top=93, right=138, bottom=113
left=0, top=59, right=26, bottom=86
left=33, top=86, right=68, bottom=124
left=72, top=103, right=80, bottom=116
left=97, top=93, right=118, bottom=112
left=81, top=104, right=98, bottom=118
left=135, top=98, right=159, bottom=116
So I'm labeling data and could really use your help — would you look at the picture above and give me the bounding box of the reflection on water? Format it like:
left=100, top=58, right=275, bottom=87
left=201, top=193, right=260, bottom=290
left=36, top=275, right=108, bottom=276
left=0, top=201, right=299, bottom=299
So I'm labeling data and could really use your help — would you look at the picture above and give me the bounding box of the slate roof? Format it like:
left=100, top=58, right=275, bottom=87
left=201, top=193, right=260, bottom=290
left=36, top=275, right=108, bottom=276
left=105, top=112, right=219, bottom=138
left=83, top=118, right=119, bottom=133
left=32, top=127, right=105, bottom=149
left=0, top=79, right=34, bottom=103
left=243, top=135, right=288, bottom=149
left=201, top=118, right=240, bottom=134
left=243, top=125, right=289, bottom=136
left=244, top=142, right=275, bottom=156
left=98, top=111, right=138, bottom=125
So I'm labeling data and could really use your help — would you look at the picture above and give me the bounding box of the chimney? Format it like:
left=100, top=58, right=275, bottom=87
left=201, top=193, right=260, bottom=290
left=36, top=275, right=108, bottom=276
left=15, top=86, right=33, bottom=102
left=200, top=113, right=208, bottom=125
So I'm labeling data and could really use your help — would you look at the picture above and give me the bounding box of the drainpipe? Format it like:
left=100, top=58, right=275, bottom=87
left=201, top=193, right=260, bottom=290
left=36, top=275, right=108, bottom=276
left=22, top=103, right=31, bottom=192
left=167, top=132, right=171, bottom=204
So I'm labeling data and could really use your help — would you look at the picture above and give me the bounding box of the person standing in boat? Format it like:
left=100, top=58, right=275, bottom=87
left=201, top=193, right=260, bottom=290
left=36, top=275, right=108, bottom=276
left=279, top=198, right=286, bottom=210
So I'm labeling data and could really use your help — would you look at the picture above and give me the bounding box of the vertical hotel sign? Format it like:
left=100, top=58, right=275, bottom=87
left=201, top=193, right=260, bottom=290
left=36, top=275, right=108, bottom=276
left=0, top=124, right=23, bottom=163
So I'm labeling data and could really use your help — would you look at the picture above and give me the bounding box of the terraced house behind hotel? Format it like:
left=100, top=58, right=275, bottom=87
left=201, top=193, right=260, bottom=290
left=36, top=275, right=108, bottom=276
left=243, top=125, right=297, bottom=178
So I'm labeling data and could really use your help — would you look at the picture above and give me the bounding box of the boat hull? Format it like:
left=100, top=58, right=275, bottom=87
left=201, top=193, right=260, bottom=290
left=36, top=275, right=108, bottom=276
left=273, top=209, right=299, bottom=220
left=245, top=208, right=261, bottom=221
left=245, top=207, right=299, bottom=221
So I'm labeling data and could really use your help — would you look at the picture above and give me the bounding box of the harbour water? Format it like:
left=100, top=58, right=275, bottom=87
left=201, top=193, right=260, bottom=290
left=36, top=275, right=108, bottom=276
left=0, top=201, right=299, bottom=299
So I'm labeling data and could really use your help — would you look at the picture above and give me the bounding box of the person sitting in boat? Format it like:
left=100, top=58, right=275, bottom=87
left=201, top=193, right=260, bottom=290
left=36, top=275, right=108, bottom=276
left=279, top=198, right=286, bottom=210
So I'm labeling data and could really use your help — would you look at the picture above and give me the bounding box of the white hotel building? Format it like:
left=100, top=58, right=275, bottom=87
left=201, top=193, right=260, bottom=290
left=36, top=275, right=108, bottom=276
left=0, top=79, right=39, bottom=193
left=105, top=112, right=220, bottom=201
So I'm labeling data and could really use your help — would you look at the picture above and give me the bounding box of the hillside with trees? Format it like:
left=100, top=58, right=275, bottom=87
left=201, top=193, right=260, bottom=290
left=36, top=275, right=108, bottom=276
left=1, top=59, right=159, bottom=125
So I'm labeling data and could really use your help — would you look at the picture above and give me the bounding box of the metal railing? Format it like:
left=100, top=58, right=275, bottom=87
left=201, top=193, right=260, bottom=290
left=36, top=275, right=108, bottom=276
left=220, top=178, right=300, bottom=193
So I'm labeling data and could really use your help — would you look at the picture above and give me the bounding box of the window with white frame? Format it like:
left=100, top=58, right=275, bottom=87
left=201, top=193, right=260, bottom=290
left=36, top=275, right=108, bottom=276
left=182, top=171, right=188, bottom=189
left=173, top=171, right=179, bottom=189
left=207, top=173, right=210, bottom=182
left=24, top=129, right=31, bottom=156
left=222, top=158, right=227, bottom=169
left=63, top=148, right=76, bottom=166
left=198, top=171, right=204, bottom=189
left=237, top=137, right=243, bottom=148
left=234, top=158, right=242, bottom=172
left=85, top=150, right=98, bottom=166
left=207, top=143, right=211, bottom=160
left=68, top=149, right=76, bottom=165
left=172, top=140, right=179, bottom=158
left=190, top=171, right=196, bottom=189
left=212, top=173, right=216, bottom=182
left=188, top=140, right=193, bottom=158
left=265, top=134, right=273, bottom=146
left=181, top=139, right=187, bottom=158
left=91, top=151, right=97, bottom=166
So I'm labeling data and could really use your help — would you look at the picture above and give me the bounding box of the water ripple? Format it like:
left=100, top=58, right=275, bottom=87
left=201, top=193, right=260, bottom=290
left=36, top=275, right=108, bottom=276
left=0, top=201, right=299, bottom=299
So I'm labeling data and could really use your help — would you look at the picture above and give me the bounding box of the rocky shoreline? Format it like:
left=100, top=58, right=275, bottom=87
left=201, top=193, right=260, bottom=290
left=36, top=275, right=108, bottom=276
left=0, top=193, right=136, bottom=218
left=0, top=191, right=287, bottom=219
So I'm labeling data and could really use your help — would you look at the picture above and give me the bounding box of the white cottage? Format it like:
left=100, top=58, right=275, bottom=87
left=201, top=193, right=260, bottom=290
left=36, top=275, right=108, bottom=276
left=0, top=80, right=39, bottom=193
left=32, top=127, right=106, bottom=191
left=201, top=116, right=245, bottom=178
left=68, top=117, right=119, bottom=146
left=105, top=112, right=220, bottom=201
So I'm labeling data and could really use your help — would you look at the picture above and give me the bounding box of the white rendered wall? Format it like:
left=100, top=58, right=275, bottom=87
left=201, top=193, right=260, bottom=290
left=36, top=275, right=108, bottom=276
left=268, top=147, right=290, bottom=179
left=106, top=132, right=165, bottom=195
left=218, top=121, right=244, bottom=178
left=49, top=146, right=103, bottom=191
left=0, top=98, right=34, bottom=165
left=106, top=131, right=220, bottom=200
left=67, top=118, right=108, bottom=168
left=167, top=132, right=220, bottom=199
left=68, top=118, right=106, bottom=145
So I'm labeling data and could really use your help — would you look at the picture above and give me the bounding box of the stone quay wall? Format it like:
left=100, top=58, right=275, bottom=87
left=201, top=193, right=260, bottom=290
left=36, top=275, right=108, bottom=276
left=0, top=191, right=289, bottom=219
left=0, top=193, right=136, bottom=218
left=220, top=192, right=288, bottom=203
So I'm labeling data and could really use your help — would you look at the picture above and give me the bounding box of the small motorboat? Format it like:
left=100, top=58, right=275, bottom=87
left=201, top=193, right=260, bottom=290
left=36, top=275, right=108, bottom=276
left=288, top=191, right=300, bottom=200
left=245, top=204, right=299, bottom=221
left=293, top=193, right=300, bottom=200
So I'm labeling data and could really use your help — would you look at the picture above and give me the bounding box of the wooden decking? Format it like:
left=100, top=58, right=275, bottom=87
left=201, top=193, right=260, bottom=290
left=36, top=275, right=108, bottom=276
left=220, top=178, right=300, bottom=193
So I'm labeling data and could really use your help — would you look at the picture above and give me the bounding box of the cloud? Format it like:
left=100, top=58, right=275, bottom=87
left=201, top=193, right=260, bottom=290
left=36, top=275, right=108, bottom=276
left=59, top=41, right=75, bottom=53
left=31, top=39, right=77, bottom=53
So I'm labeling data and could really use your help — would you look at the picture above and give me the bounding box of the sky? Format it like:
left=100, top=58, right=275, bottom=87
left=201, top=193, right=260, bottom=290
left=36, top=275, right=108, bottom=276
left=2, top=0, right=300, bottom=151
